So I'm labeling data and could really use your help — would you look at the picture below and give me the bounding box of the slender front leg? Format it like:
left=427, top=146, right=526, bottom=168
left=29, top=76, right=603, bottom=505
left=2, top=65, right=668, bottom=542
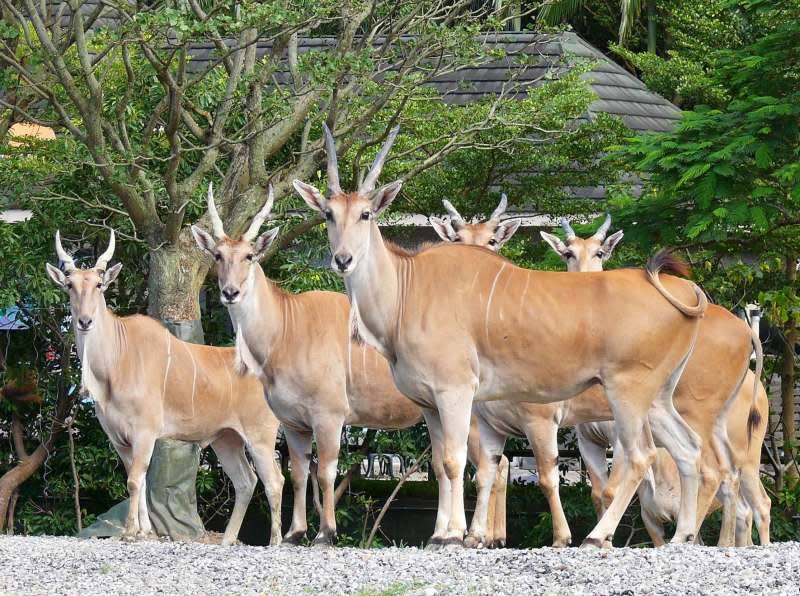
left=249, top=440, right=285, bottom=546
left=465, top=415, right=505, bottom=549
left=437, top=388, right=476, bottom=547
left=312, top=419, right=345, bottom=547
left=582, top=381, right=657, bottom=548
left=123, top=437, right=156, bottom=540
left=423, top=408, right=452, bottom=549
left=526, top=418, right=571, bottom=547
left=283, top=429, right=312, bottom=545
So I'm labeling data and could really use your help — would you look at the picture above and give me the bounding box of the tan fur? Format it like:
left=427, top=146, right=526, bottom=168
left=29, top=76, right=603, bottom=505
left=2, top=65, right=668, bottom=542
left=299, top=162, right=708, bottom=549
left=46, top=246, right=284, bottom=546
left=444, top=214, right=765, bottom=547
left=193, top=197, right=424, bottom=546
left=534, top=219, right=767, bottom=546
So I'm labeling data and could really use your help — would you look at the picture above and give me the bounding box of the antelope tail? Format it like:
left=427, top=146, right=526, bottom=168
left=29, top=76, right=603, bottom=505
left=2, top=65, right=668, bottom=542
left=747, top=317, right=764, bottom=446
left=645, top=250, right=708, bottom=318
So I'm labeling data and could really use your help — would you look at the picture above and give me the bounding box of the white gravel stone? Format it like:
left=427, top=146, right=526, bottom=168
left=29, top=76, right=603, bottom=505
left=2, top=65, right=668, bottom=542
left=0, top=536, right=798, bottom=595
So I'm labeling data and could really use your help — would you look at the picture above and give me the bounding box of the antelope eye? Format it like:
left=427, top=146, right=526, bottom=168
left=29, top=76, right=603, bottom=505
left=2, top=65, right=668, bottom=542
left=488, top=239, right=497, bottom=246
left=214, top=253, right=222, bottom=261
left=596, top=250, right=605, bottom=258
left=245, top=254, right=254, bottom=262
left=65, top=282, right=73, bottom=289
left=452, top=237, right=461, bottom=242
left=324, top=209, right=333, bottom=221
left=96, top=283, right=103, bottom=289
left=361, top=211, right=372, bottom=221
left=565, top=251, right=575, bottom=259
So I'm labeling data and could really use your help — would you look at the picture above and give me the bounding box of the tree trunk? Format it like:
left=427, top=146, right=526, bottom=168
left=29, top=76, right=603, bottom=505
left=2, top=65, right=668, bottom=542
left=647, top=0, right=657, bottom=54
left=147, top=235, right=209, bottom=327
left=0, top=389, right=74, bottom=532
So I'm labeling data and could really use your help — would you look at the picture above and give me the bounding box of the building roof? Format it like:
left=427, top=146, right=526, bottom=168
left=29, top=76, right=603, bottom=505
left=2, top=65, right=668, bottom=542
left=41, top=4, right=680, bottom=132
left=184, top=32, right=680, bottom=133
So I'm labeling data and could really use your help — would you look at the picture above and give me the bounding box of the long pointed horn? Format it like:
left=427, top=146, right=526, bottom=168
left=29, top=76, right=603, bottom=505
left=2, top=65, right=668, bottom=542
left=559, top=218, right=576, bottom=241
left=322, top=123, right=342, bottom=196
left=442, top=200, right=466, bottom=229
left=54, top=230, right=76, bottom=272
left=242, top=185, right=275, bottom=242
left=207, top=182, right=226, bottom=239
left=359, top=126, right=400, bottom=193
left=490, top=193, right=508, bottom=222
left=95, top=230, right=115, bottom=272
left=592, top=213, right=612, bottom=240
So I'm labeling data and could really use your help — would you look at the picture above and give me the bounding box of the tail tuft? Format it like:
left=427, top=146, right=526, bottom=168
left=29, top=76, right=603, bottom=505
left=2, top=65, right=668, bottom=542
left=747, top=407, right=762, bottom=448
left=646, top=249, right=693, bottom=279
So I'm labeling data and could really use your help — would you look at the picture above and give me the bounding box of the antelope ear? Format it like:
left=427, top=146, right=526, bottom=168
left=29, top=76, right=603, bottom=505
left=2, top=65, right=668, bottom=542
left=540, top=231, right=570, bottom=257
left=430, top=216, right=457, bottom=242
left=46, top=263, right=67, bottom=288
left=601, top=230, right=624, bottom=260
left=191, top=225, right=217, bottom=257
left=293, top=180, right=328, bottom=213
left=254, top=227, right=280, bottom=261
left=493, top=219, right=521, bottom=250
left=101, top=262, right=123, bottom=290
left=372, top=180, right=402, bottom=216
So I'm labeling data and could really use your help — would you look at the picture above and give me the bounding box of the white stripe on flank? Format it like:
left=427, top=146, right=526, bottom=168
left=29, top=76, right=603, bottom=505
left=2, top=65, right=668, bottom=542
left=221, top=351, right=233, bottom=406
left=180, top=339, right=197, bottom=416
left=519, top=271, right=531, bottom=312
left=470, top=268, right=481, bottom=291
left=162, top=328, right=172, bottom=403
left=485, top=263, right=507, bottom=344
left=361, top=342, right=367, bottom=382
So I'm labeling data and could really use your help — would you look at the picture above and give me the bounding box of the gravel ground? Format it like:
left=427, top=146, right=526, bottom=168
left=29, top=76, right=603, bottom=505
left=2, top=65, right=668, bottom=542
left=1, top=536, right=798, bottom=595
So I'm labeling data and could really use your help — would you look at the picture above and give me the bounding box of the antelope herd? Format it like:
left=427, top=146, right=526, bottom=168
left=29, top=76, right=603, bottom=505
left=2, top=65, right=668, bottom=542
left=46, top=126, right=770, bottom=550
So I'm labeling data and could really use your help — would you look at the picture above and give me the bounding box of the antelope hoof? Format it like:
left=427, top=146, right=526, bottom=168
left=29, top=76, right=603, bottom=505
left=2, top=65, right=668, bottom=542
left=268, top=534, right=283, bottom=547
left=440, top=536, right=464, bottom=549
left=487, top=539, right=506, bottom=549
left=425, top=537, right=444, bottom=551
left=463, top=534, right=485, bottom=549
left=671, top=533, right=695, bottom=545
left=580, top=537, right=604, bottom=549
left=552, top=537, right=572, bottom=548
left=311, top=530, right=336, bottom=548
left=282, top=531, right=306, bottom=546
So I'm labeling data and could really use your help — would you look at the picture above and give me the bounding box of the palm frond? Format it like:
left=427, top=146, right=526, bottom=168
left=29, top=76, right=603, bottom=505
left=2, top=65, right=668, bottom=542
left=538, top=0, right=587, bottom=26
left=618, top=0, right=644, bottom=43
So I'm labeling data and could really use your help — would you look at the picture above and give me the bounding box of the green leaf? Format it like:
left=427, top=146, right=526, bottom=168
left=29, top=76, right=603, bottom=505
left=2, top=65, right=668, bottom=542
left=677, top=163, right=711, bottom=187
left=754, top=144, right=772, bottom=168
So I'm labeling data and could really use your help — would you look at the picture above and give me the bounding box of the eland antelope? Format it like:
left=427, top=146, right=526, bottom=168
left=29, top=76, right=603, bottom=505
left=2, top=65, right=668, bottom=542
left=191, top=185, right=425, bottom=547
left=429, top=195, right=521, bottom=251
left=45, top=232, right=284, bottom=545
left=293, top=125, right=726, bottom=549
left=547, top=217, right=771, bottom=546
left=443, top=210, right=766, bottom=546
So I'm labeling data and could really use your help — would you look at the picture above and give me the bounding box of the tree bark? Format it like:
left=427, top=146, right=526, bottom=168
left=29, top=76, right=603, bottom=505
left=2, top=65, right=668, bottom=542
left=147, top=234, right=209, bottom=324
left=0, top=389, right=74, bottom=532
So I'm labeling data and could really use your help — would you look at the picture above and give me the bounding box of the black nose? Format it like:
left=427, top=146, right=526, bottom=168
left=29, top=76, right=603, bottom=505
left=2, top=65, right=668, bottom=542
left=334, top=253, right=353, bottom=271
left=78, top=317, right=92, bottom=330
left=222, top=287, right=240, bottom=302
